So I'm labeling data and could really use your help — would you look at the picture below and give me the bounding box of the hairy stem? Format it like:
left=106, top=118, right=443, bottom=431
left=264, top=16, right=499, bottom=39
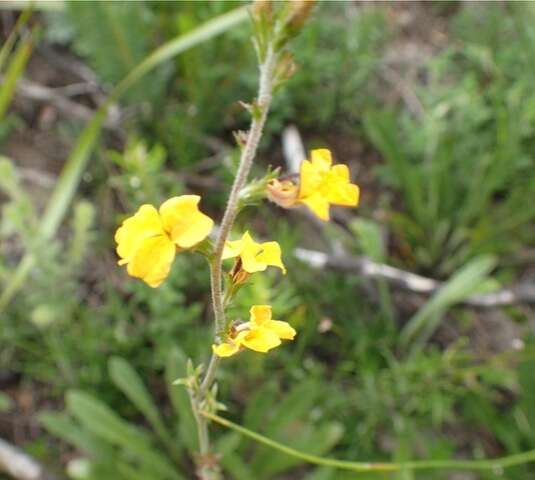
left=200, top=353, right=220, bottom=395
left=211, top=44, right=278, bottom=335
left=190, top=41, right=278, bottom=479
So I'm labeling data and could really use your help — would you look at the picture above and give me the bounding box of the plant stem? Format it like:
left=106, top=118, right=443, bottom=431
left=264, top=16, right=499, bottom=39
left=210, top=43, right=278, bottom=336
left=190, top=40, right=278, bottom=479
left=200, top=353, right=220, bottom=395
left=203, top=411, right=535, bottom=474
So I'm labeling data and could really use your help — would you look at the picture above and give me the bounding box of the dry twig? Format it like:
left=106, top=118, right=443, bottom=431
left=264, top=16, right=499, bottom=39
left=0, top=437, right=56, bottom=480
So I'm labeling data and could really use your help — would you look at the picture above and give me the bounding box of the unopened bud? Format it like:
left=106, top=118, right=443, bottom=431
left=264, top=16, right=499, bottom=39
left=252, top=0, right=272, bottom=23
left=233, top=130, right=249, bottom=148
left=284, top=0, right=316, bottom=37
left=275, top=52, right=297, bottom=84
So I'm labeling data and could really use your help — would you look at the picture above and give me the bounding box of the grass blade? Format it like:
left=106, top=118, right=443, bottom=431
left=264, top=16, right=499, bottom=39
left=0, top=7, right=32, bottom=73
left=399, top=255, right=497, bottom=351
left=109, top=357, right=179, bottom=459
left=0, top=29, right=34, bottom=121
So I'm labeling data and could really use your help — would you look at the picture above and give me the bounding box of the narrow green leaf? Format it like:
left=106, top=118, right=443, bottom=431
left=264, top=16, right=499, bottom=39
left=66, top=390, right=151, bottom=450
left=109, top=357, right=176, bottom=456
left=166, top=347, right=198, bottom=453
left=0, top=29, right=34, bottom=121
left=350, top=218, right=385, bottom=262
left=39, top=411, right=111, bottom=458
left=400, top=255, right=497, bottom=350
left=0, top=7, right=32, bottom=73
left=66, top=391, right=182, bottom=479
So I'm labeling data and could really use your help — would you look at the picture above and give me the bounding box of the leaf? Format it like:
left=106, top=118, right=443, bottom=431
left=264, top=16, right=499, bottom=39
left=0, top=5, right=249, bottom=313
left=0, top=7, right=32, bottom=73
left=254, top=422, right=344, bottom=478
left=39, top=411, right=111, bottom=458
left=400, top=255, right=497, bottom=352
left=66, top=390, right=151, bottom=450
left=165, top=347, right=198, bottom=453
left=0, top=28, right=34, bottom=121
left=66, top=391, right=183, bottom=479
left=108, top=357, right=170, bottom=441
left=108, top=357, right=176, bottom=455
left=350, top=218, right=385, bottom=262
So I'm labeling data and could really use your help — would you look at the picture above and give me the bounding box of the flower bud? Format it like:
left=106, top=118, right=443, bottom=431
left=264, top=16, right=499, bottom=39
left=252, top=0, right=272, bottom=23
left=282, top=0, right=316, bottom=40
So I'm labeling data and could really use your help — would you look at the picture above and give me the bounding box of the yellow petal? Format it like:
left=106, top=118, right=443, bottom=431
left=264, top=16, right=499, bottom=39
left=310, top=149, right=332, bottom=170
left=250, top=305, right=272, bottom=326
left=212, top=342, right=240, bottom=357
left=298, top=159, right=323, bottom=199
left=126, top=235, right=176, bottom=287
left=222, top=231, right=255, bottom=259
left=326, top=180, right=359, bottom=207
left=115, top=205, right=164, bottom=263
left=264, top=320, right=296, bottom=340
left=240, top=247, right=268, bottom=273
left=159, top=195, right=213, bottom=249
left=223, top=238, right=245, bottom=260
left=237, top=327, right=281, bottom=353
left=173, top=211, right=213, bottom=248
left=330, top=164, right=350, bottom=181
left=255, top=241, right=286, bottom=274
left=299, top=192, right=330, bottom=221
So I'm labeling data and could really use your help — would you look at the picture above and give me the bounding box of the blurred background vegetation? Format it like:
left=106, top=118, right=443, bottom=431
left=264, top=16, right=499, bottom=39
left=1, top=1, right=535, bottom=479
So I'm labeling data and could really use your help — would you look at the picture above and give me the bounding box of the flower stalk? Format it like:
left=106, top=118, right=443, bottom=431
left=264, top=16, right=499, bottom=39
left=191, top=20, right=281, bottom=480
left=210, top=43, right=278, bottom=337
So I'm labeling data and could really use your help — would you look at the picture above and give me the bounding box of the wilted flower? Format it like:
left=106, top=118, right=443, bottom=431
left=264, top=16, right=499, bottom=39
left=213, top=305, right=296, bottom=357
left=267, top=178, right=299, bottom=208
left=115, top=195, right=213, bottom=287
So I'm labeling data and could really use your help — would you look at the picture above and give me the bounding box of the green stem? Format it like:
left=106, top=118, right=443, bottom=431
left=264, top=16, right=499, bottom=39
left=209, top=43, right=278, bottom=335
left=203, top=411, right=535, bottom=474
left=200, top=353, right=220, bottom=395
left=192, top=33, right=279, bottom=480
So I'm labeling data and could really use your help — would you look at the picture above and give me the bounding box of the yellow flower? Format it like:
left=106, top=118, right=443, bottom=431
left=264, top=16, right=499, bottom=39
left=115, top=195, right=213, bottom=287
left=212, top=305, right=296, bottom=357
left=223, top=231, right=286, bottom=275
left=298, top=148, right=359, bottom=221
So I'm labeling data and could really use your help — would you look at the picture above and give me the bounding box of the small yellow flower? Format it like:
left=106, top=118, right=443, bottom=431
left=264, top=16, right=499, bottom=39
left=115, top=195, right=213, bottom=287
left=298, top=148, right=359, bottom=221
left=223, top=231, right=286, bottom=275
left=212, top=305, right=296, bottom=357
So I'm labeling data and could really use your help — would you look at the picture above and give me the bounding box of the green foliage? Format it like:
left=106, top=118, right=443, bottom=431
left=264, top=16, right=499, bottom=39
left=42, top=355, right=344, bottom=479
left=61, top=1, right=168, bottom=103
left=41, top=354, right=187, bottom=480
left=363, top=4, right=535, bottom=277
left=0, top=21, right=34, bottom=122
left=400, top=255, right=498, bottom=353
left=2, top=3, right=535, bottom=479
